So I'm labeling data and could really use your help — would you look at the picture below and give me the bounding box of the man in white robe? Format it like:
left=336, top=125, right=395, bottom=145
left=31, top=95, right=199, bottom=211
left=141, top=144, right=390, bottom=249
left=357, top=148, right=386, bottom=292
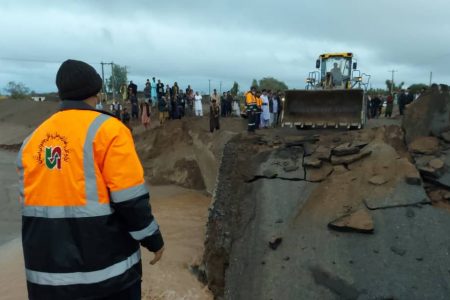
left=194, top=91, right=203, bottom=116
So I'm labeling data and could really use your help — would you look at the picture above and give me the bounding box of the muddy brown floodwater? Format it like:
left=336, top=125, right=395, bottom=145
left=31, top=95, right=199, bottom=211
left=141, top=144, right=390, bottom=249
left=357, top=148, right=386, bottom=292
left=0, top=182, right=212, bottom=300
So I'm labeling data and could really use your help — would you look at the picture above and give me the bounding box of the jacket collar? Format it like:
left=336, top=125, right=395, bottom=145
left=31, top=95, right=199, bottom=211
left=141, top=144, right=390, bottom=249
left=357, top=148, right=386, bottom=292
left=59, top=100, right=119, bottom=119
left=60, top=100, right=96, bottom=111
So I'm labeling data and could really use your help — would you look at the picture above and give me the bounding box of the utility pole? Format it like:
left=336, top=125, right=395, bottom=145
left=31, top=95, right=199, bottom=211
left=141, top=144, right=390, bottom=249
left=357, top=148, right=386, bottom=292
left=388, top=70, right=397, bottom=94
left=219, top=81, right=222, bottom=94
left=208, top=79, right=211, bottom=96
left=100, top=62, right=115, bottom=101
left=110, top=62, right=115, bottom=101
left=100, top=62, right=106, bottom=95
left=429, top=71, right=433, bottom=86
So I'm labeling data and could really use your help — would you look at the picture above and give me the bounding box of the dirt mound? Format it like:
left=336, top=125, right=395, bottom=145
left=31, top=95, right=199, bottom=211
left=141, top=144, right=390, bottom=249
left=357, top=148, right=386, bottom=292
left=134, top=117, right=247, bottom=193
left=403, top=87, right=450, bottom=144
left=0, top=99, right=58, bottom=144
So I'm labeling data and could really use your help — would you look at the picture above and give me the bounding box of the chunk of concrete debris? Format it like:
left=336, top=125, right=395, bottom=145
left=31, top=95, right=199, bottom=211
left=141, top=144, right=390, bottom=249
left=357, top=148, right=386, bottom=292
left=364, top=181, right=431, bottom=209
left=428, top=190, right=444, bottom=203
left=306, top=163, right=333, bottom=182
left=331, top=150, right=372, bottom=165
left=313, top=145, right=331, bottom=161
left=369, top=175, right=388, bottom=185
left=351, top=140, right=369, bottom=149
left=418, top=165, right=444, bottom=179
left=327, top=209, right=374, bottom=234
left=441, top=131, right=450, bottom=143
left=413, top=155, right=434, bottom=169
left=429, top=158, right=445, bottom=170
left=332, top=143, right=360, bottom=156
left=303, top=156, right=322, bottom=168
left=269, top=236, right=282, bottom=250
left=303, top=143, right=318, bottom=156
left=405, top=172, right=422, bottom=185
left=408, top=136, right=440, bottom=155
left=283, top=165, right=299, bottom=173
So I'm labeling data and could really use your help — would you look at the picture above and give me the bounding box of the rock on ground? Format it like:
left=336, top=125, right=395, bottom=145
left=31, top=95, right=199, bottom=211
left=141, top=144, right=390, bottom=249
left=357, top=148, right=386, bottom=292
left=408, top=136, right=440, bottom=155
left=328, top=209, right=374, bottom=233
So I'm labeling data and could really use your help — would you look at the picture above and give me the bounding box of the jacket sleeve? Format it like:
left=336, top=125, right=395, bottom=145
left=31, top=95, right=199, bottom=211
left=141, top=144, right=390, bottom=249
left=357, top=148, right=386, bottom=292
left=100, top=122, right=164, bottom=252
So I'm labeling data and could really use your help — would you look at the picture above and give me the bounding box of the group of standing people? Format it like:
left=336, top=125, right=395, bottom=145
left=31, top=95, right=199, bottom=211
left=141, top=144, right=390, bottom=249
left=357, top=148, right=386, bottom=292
left=245, top=86, right=283, bottom=132
left=367, top=88, right=418, bottom=119
left=109, top=81, right=286, bottom=135
left=115, top=79, right=204, bottom=128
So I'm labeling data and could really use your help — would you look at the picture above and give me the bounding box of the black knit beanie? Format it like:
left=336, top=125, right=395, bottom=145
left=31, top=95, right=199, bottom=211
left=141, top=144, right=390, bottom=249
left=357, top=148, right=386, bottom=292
left=56, top=59, right=103, bottom=100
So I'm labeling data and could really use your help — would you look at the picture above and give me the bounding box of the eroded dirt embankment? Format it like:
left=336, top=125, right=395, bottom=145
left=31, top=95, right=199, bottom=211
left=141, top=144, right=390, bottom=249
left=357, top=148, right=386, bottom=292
left=134, top=117, right=246, bottom=194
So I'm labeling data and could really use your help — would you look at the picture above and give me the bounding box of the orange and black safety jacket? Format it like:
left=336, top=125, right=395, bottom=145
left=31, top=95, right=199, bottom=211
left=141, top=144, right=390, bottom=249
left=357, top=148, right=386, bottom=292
left=17, top=100, right=164, bottom=300
left=245, top=91, right=259, bottom=112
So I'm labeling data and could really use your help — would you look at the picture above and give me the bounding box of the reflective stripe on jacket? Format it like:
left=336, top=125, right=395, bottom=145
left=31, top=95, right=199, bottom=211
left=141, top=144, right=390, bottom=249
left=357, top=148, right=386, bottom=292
left=17, top=100, right=163, bottom=300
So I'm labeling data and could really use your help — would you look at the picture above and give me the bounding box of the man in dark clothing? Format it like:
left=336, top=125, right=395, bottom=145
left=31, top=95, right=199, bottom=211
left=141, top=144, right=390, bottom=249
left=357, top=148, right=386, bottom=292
left=171, top=82, right=179, bottom=99
left=18, top=59, right=163, bottom=300
left=406, top=89, right=414, bottom=105
left=226, top=92, right=233, bottom=116
left=275, top=91, right=283, bottom=125
left=371, top=95, right=382, bottom=118
left=220, top=92, right=227, bottom=117
left=121, top=107, right=131, bottom=128
left=170, top=96, right=180, bottom=119
left=158, top=96, right=168, bottom=125
left=156, top=80, right=164, bottom=100
left=128, top=81, right=138, bottom=96
left=210, top=99, right=220, bottom=132
left=398, top=90, right=407, bottom=115
left=130, top=93, right=139, bottom=120
left=178, top=92, right=186, bottom=118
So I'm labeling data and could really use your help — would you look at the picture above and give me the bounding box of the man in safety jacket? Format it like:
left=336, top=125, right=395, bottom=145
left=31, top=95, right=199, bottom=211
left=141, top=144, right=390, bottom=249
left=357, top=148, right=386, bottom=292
left=17, top=59, right=164, bottom=300
left=245, top=86, right=258, bottom=132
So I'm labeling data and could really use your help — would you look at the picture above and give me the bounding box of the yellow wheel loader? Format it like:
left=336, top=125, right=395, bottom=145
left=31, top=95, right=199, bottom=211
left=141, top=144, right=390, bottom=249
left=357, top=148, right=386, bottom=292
left=282, top=53, right=370, bottom=129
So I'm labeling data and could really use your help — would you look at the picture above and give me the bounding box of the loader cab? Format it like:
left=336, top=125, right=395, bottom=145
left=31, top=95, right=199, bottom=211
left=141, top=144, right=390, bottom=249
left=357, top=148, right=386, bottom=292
left=317, top=53, right=354, bottom=89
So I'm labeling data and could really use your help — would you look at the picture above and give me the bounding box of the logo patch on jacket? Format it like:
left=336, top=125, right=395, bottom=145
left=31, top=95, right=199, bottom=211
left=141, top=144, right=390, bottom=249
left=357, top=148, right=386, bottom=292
left=45, top=146, right=62, bottom=169
left=35, top=133, right=70, bottom=169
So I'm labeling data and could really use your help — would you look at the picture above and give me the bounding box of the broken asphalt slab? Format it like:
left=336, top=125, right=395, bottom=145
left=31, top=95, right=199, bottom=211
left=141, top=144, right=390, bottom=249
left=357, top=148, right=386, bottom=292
left=258, top=147, right=305, bottom=180
left=224, top=201, right=450, bottom=299
left=364, top=180, right=431, bottom=210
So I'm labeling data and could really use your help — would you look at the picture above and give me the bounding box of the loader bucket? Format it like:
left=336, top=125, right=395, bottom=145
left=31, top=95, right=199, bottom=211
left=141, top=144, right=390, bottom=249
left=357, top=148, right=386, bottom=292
left=282, top=89, right=365, bottom=129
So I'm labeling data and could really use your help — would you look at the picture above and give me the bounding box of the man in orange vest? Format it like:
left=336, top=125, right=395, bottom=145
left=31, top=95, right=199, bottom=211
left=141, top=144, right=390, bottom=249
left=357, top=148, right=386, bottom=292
left=245, top=86, right=258, bottom=132
left=17, top=59, right=164, bottom=300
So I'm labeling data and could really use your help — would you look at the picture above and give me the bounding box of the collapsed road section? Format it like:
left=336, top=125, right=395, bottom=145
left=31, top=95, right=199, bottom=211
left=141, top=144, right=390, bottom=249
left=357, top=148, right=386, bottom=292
left=204, top=87, right=450, bottom=300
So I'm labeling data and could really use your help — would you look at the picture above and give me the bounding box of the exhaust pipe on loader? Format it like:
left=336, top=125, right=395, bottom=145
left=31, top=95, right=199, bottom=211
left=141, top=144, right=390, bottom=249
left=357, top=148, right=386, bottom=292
left=282, top=89, right=366, bottom=129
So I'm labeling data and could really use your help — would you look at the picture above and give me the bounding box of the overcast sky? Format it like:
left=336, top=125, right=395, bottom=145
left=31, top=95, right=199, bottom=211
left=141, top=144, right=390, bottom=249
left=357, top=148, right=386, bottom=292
left=1, top=0, right=449, bottom=94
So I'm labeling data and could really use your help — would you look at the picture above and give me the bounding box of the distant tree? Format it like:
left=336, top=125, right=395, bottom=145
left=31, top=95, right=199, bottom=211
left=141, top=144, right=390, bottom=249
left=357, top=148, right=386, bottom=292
left=258, top=77, right=288, bottom=92
left=251, top=79, right=259, bottom=89
left=408, top=83, right=428, bottom=94
left=3, top=81, right=31, bottom=99
left=230, top=81, right=239, bottom=96
left=367, top=88, right=387, bottom=96
left=385, top=80, right=404, bottom=93
left=107, top=64, right=127, bottom=94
